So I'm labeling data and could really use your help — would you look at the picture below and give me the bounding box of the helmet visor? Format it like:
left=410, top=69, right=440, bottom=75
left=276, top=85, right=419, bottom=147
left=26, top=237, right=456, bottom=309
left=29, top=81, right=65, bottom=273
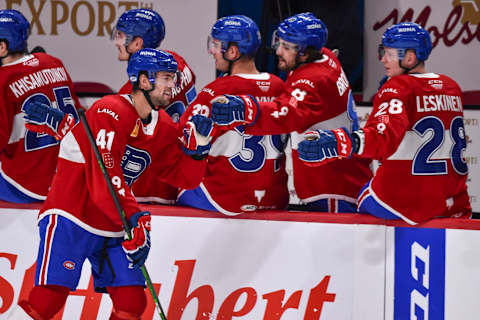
left=155, top=70, right=182, bottom=88
left=378, top=45, right=399, bottom=62
left=207, top=35, right=222, bottom=54
left=111, top=27, right=127, bottom=46
left=271, top=31, right=298, bottom=51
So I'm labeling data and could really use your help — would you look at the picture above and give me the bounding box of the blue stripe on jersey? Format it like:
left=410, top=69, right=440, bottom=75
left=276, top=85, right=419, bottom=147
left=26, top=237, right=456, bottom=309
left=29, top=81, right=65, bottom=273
left=177, top=186, right=218, bottom=212
left=0, top=173, right=41, bottom=203
left=185, top=86, right=197, bottom=105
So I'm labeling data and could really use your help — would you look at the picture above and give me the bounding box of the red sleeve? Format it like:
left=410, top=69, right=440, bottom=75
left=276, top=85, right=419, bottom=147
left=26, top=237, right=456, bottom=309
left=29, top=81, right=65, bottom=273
left=360, top=78, right=411, bottom=160
left=81, top=102, right=141, bottom=223
left=244, top=69, right=335, bottom=136
left=178, top=80, right=222, bottom=137
left=148, top=110, right=206, bottom=189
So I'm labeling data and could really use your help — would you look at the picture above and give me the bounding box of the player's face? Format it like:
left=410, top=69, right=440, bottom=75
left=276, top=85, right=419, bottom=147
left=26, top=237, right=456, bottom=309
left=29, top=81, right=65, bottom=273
left=207, top=37, right=229, bottom=72
left=112, top=30, right=135, bottom=61
left=150, top=71, right=177, bottom=106
left=275, top=39, right=299, bottom=71
left=380, top=47, right=403, bottom=78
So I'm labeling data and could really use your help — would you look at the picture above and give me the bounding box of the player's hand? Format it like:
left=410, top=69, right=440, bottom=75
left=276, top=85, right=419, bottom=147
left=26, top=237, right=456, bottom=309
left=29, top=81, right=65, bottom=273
left=23, top=101, right=76, bottom=140
left=298, top=128, right=355, bottom=166
left=122, top=211, right=151, bottom=269
left=181, top=114, right=213, bottom=160
left=210, top=94, right=259, bottom=127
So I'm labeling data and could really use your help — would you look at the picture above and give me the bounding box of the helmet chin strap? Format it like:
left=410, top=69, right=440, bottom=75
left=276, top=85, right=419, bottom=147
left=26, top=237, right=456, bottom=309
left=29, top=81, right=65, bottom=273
left=0, top=46, right=9, bottom=67
left=222, top=49, right=242, bottom=75
left=141, top=87, right=160, bottom=111
left=398, top=50, right=422, bottom=74
left=292, top=51, right=308, bottom=70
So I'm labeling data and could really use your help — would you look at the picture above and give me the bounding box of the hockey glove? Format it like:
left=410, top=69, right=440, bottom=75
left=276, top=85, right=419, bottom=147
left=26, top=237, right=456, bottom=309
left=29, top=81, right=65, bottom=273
left=181, top=114, right=213, bottom=160
left=298, top=128, right=356, bottom=166
left=23, top=101, right=76, bottom=140
left=210, top=94, right=259, bottom=127
left=122, top=211, right=151, bottom=269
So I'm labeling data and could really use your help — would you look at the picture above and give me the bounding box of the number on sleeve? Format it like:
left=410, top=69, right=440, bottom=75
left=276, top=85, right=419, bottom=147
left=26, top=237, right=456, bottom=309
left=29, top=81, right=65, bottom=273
left=291, top=88, right=307, bottom=101
left=191, top=103, right=210, bottom=117
left=374, top=98, right=403, bottom=118
left=96, top=129, right=115, bottom=151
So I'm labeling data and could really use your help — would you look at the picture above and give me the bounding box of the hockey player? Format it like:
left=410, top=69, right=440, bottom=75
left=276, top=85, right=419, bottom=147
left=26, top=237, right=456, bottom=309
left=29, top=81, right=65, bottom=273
left=111, top=8, right=197, bottom=204
left=209, top=12, right=372, bottom=212
left=176, top=15, right=289, bottom=215
left=296, top=22, right=471, bottom=224
left=14, top=49, right=211, bottom=320
left=0, top=9, right=82, bottom=203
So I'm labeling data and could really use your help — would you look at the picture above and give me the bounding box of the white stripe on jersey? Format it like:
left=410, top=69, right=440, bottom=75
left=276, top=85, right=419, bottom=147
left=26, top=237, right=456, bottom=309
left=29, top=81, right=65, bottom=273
left=232, top=72, right=271, bottom=80
left=59, top=131, right=85, bottom=163
left=388, top=129, right=453, bottom=160
left=209, top=130, right=285, bottom=159
left=8, top=112, right=27, bottom=144
left=39, top=209, right=125, bottom=237
left=290, top=110, right=352, bottom=149
left=0, top=162, right=46, bottom=200
left=302, top=193, right=356, bottom=204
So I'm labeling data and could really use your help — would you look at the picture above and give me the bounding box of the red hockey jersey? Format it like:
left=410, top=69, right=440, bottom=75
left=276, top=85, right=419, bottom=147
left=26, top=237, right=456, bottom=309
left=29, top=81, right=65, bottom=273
left=179, top=73, right=289, bottom=214
left=0, top=53, right=82, bottom=199
left=358, top=73, right=471, bottom=223
left=119, top=50, right=197, bottom=203
left=245, top=48, right=372, bottom=203
left=38, top=95, right=205, bottom=236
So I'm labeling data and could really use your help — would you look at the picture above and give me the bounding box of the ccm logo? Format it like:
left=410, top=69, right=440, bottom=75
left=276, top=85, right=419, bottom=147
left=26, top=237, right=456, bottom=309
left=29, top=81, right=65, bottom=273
left=63, top=261, right=76, bottom=270
left=410, top=242, right=430, bottom=319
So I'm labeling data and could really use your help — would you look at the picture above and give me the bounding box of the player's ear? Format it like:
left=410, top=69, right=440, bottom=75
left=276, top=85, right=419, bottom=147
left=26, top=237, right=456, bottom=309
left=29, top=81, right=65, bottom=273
left=226, top=43, right=241, bottom=60
left=138, top=73, right=153, bottom=91
left=0, top=40, right=8, bottom=55
left=130, top=37, right=144, bottom=52
left=404, top=50, right=417, bottom=68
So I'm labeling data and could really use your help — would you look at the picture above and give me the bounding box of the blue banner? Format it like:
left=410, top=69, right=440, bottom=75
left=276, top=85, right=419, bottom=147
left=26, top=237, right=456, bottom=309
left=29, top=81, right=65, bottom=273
left=394, top=227, right=446, bottom=320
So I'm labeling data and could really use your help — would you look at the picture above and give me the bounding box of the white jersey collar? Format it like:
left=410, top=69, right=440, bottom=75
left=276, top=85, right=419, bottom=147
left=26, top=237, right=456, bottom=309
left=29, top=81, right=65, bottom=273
left=2, top=54, right=34, bottom=67
left=233, top=72, right=270, bottom=80
left=409, top=73, right=439, bottom=78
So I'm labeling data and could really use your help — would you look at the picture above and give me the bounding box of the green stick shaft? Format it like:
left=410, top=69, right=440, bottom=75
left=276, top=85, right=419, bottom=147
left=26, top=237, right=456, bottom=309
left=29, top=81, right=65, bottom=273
left=78, top=109, right=167, bottom=320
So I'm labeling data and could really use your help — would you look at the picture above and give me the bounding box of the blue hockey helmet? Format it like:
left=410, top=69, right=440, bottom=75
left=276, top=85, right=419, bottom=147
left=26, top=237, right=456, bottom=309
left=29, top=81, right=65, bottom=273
left=272, top=12, right=327, bottom=54
left=209, top=15, right=261, bottom=56
left=0, top=9, right=30, bottom=53
left=113, top=8, right=165, bottom=49
left=127, top=48, right=177, bottom=84
left=380, top=22, right=432, bottom=61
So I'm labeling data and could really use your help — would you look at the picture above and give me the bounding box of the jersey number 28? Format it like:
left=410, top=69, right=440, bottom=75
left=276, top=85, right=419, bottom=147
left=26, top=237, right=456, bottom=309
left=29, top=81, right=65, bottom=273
left=412, top=116, right=467, bottom=175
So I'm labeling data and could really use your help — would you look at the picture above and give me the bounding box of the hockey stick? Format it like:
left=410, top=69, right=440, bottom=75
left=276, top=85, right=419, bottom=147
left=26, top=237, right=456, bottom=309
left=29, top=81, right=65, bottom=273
left=78, top=109, right=168, bottom=320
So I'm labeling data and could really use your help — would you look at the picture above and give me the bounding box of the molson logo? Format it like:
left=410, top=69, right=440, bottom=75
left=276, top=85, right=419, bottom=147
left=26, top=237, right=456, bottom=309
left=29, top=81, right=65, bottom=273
left=4, top=1, right=154, bottom=37
left=373, top=3, right=480, bottom=48
left=1, top=257, right=337, bottom=319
